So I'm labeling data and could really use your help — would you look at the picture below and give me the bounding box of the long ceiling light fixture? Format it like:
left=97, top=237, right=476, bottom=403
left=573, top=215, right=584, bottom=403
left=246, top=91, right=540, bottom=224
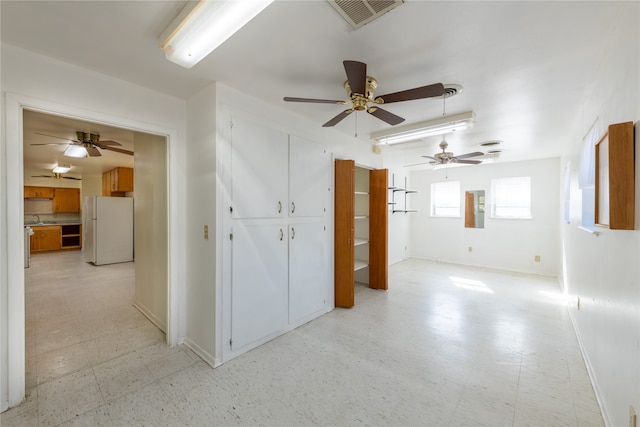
left=160, top=0, right=274, bottom=69
left=370, top=111, right=475, bottom=145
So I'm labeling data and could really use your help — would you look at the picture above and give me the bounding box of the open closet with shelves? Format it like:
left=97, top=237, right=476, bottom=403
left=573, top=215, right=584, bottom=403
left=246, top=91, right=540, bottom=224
left=335, top=160, right=388, bottom=308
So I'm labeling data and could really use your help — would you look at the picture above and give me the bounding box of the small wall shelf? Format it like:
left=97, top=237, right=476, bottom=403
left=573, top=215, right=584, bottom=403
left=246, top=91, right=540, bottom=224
left=389, top=175, right=418, bottom=214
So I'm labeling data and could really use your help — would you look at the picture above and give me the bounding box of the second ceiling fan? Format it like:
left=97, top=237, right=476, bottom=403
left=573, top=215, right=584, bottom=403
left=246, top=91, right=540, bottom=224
left=284, top=60, right=445, bottom=127
left=33, top=131, right=133, bottom=157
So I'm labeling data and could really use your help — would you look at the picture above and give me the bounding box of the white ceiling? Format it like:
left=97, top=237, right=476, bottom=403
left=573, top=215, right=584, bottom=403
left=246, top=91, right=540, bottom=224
left=1, top=0, right=632, bottom=174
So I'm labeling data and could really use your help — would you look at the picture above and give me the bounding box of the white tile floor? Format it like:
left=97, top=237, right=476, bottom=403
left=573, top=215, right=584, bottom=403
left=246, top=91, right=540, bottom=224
left=2, top=252, right=603, bottom=426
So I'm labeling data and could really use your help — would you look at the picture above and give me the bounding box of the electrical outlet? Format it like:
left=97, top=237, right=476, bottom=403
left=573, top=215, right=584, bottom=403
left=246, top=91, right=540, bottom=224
left=468, top=246, right=472, bottom=252
left=630, top=405, right=637, bottom=427
left=535, top=255, right=541, bottom=262
left=204, top=225, right=209, bottom=239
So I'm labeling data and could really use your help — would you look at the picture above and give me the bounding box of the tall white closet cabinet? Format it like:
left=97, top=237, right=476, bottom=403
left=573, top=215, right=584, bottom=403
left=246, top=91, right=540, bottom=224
left=226, top=114, right=329, bottom=357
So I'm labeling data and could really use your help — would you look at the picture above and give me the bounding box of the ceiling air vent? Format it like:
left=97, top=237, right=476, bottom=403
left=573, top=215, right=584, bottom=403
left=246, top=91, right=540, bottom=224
left=327, top=0, right=404, bottom=30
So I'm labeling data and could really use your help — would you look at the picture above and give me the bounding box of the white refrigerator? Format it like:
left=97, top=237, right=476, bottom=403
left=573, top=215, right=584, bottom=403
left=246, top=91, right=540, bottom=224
left=83, top=196, right=134, bottom=265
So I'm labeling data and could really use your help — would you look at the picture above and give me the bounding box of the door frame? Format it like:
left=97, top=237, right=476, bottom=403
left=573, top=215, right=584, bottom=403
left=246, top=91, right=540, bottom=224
left=2, top=92, right=180, bottom=408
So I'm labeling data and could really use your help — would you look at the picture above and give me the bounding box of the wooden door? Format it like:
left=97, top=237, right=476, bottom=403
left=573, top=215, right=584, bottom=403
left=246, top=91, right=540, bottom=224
left=464, top=191, right=475, bottom=227
left=334, top=159, right=355, bottom=307
left=369, top=169, right=388, bottom=290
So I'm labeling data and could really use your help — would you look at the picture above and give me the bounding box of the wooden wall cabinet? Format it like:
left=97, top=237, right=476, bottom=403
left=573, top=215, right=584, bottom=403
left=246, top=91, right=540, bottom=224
left=53, top=188, right=80, bottom=213
left=103, top=167, right=134, bottom=196
left=24, top=186, right=54, bottom=199
left=334, top=160, right=388, bottom=308
left=595, top=121, right=635, bottom=230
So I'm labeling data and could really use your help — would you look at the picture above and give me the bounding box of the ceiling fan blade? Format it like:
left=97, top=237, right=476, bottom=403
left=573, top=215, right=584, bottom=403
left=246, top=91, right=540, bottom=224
left=103, top=146, right=134, bottom=156
left=95, top=139, right=123, bottom=147
left=454, top=151, right=484, bottom=160
left=31, top=175, right=53, bottom=178
left=35, top=131, right=75, bottom=141
left=455, top=159, right=482, bottom=165
left=343, top=60, right=367, bottom=95
left=63, top=176, right=82, bottom=180
left=368, top=107, right=405, bottom=125
left=378, top=83, right=445, bottom=103
left=283, top=97, right=344, bottom=104
left=403, top=162, right=432, bottom=167
left=86, top=147, right=102, bottom=157
left=31, top=142, right=69, bottom=146
left=421, top=155, right=437, bottom=160
left=322, top=109, right=353, bottom=127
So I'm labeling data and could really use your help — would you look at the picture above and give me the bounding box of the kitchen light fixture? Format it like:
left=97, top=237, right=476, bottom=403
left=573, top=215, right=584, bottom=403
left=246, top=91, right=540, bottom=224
left=370, top=111, right=475, bottom=145
left=159, top=0, right=274, bottom=69
left=64, top=145, right=88, bottom=158
left=52, top=164, right=71, bottom=173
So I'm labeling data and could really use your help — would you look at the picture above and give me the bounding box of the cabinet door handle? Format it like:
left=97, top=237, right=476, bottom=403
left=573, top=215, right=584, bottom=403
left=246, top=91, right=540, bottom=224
left=291, top=202, right=295, bottom=214
left=291, top=227, right=295, bottom=240
left=279, top=228, right=284, bottom=241
left=277, top=201, right=282, bottom=214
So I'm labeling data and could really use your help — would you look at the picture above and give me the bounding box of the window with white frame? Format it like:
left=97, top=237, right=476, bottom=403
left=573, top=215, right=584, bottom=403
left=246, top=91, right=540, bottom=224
left=431, top=180, right=460, bottom=217
left=491, top=176, right=532, bottom=218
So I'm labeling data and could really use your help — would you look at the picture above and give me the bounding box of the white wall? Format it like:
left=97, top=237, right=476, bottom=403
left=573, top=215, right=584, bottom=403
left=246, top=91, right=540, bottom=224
left=409, top=158, right=560, bottom=276
left=559, top=4, right=640, bottom=426
left=133, top=132, right=168, bottom=332
left=387, top=169, right=412, bottom=265
left=0, top=44, right=186, bottom=410
left=184, top=83, right=218, bottom=366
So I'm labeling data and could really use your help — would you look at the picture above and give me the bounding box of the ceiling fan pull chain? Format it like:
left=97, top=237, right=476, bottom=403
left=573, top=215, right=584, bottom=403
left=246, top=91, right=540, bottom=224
left=354, top=111, right=358, bottom=137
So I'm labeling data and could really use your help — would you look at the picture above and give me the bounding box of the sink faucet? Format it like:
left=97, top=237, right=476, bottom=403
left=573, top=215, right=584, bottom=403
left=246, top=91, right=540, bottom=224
left=33, top=215, right=40, bottom=223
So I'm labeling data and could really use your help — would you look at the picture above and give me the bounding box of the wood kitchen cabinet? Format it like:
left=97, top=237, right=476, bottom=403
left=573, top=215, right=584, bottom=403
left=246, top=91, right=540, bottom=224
left=24, top=186, right=54, bottom=199
left=53, top=188, right=80, bottom=213
left=102, top=167, right=133, bottom=196
left=30, top=226, right=61, bottom=252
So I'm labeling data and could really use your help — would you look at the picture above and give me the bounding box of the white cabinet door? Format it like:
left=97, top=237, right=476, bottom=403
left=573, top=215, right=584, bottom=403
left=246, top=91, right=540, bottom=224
left=231, top=222, right=288, bottom=351
left=289, top=135, right=328, bottom=218
left=231, top=117, right=288, bottom=219
left=289, top=222, right=327, bottom=325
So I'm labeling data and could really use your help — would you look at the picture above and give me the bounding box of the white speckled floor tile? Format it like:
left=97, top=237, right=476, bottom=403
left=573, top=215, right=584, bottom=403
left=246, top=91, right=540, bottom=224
left=37, top=368, right=104, bottom=427
left=3, top=252, right=605, bottom=427
left=36, top=342, right=91, bottom=385
left=93, top=351, right=155, bottom=402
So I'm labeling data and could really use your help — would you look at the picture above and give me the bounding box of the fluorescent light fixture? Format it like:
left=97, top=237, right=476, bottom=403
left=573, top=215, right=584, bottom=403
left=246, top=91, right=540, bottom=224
left=52, top=164, right=71, bottom=173
left=160, top=0, right=274, bottom=69
left=64, top=145, right=88, bottom=158
left=371, top=111, right=475, bottom=145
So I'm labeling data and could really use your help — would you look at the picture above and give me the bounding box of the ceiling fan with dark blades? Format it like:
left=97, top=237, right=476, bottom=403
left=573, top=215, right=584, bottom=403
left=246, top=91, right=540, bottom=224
left=32, top=131, right=133, bottom=157
left=421, top=140, right=483, bottom=165
left=31, top=173, right=81, bottom=181
left=284, top=60, right=445, bottom=127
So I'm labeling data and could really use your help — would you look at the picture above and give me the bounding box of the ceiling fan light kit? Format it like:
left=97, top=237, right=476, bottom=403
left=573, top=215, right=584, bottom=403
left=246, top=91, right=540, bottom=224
left=370, top=111, right=476, bottom=145
left=160, top=0, right=274, bottom=69
left=52, top=164, right=71, bottom=173
left=64, top=144, right=88, bottom=158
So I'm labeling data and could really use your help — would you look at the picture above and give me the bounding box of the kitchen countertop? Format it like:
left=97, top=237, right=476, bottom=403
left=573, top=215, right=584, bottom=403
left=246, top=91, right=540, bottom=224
left=25, top=221, right=82, bottom=226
